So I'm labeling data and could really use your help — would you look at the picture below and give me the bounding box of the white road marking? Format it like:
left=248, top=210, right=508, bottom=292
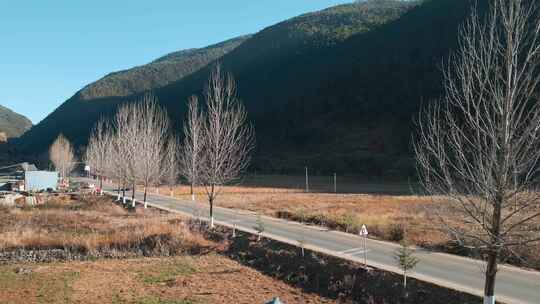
left=350, top=249, right=370, bottom=256
left=340, top=247, right=370, bottom=255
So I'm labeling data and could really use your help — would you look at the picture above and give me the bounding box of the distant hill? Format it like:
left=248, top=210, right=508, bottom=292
left=79, top=35, right=251, bottom=100
left=0, top=105, right=32, bottom=140
left=18, top=0, right=478, bottom=177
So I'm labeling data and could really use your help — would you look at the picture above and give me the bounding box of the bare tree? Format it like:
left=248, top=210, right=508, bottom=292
left=163, top=135, right=180, bottom=197
left=415, top=1, right=540, bottom=303
left=180, top=95, right=204, bottom=201
left=111, top=94, right=170, bottom=208
left=108, top=130, right=127, bottom=202
left=132, top=96, right=170, bottom=208
left=114, top=101, right=140, bottom=207
left=104, top=115, right=130, bottom=203
left=200, top=64, right=255, bottom=228
left=85, top=118, right=112, bottom=194
left=49, top=134, right=76, bottom=181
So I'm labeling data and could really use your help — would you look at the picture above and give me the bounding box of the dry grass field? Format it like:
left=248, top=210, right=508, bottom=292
left=0, top=255, right=335, bottom=304
left=0, top=195, right=208, bottom=255
left=0, top=195, right=336, bottom=304
left=154, top=175, right=444, bottom=247
left=0, top=193, right=483, bottom=303
left=155, top=175, right=540, bottom=268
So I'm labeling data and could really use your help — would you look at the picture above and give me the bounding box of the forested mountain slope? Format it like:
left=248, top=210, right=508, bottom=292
left=18, top=0, right=478, bottom=177
left=0, top=105, right=32, bottom=140
left=79, top=36, right=250, bottom=100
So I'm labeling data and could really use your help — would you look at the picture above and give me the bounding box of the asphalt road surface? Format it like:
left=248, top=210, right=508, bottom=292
left=97, top=182, right=540, bottom=304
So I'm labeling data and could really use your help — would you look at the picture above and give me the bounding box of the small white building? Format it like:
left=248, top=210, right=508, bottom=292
left=0, top=162, right=58, bottom=192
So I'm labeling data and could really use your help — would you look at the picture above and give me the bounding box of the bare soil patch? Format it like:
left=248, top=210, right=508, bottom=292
left=0, top=255, right=334, bottom=304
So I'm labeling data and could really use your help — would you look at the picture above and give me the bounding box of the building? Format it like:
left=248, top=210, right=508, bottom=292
left=0, top=162, right=58, bottom=192
left=25, top=171, right=58, bottom=192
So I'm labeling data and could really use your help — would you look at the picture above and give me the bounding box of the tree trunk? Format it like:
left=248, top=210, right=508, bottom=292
left=143, top=186, right=148, bottom=209
left=131, top=183, right=136, bottom=208
left=99, top=177, right=103, bottom=195
left=484, top=192, right=502, bottom=304
left=122, top=181, right=126, bottom=204
left=484, top=251, right=498, bottom=304
left=209, top=184, right=215, bottom=228
left=191, top=183, right=195, bottom=201
left=404, top=272, right=407, bottom=289
left=210, top=198, right=214, bottom=228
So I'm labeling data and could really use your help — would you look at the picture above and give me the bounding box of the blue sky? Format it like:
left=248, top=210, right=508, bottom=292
left=0, top=0, right=351, bottom=124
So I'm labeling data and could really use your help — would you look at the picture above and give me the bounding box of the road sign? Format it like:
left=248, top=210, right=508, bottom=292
left=360, top=224, right=368, bottom=236
left=360, top=224, right=368, bottom=267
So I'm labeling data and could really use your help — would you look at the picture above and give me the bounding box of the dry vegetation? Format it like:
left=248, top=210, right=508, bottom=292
left=155, top=175, right=540, bottom=269
left=0, top=193, right=483, bottom=303
left=0, top=255, right=335, bottom=304
left=0, top=195, right=210, bottom=256
left=0, top=195, right=336, bottom=303
left=157, top=178, right=444, bottom=247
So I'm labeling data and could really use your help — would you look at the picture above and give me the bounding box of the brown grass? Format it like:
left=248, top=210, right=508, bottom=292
left=0, top=194, right=211, bottom=255
left=154, top=183, right=447, bottom=247
left=0, top=255, right=337, bottom=304
left=152, top=176, right=540, bottom=268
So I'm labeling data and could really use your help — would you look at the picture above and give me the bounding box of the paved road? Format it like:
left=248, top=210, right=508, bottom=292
left=98, top=183, right=540, bottom=304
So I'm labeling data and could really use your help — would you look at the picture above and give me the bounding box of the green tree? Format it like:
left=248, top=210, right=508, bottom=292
left=255, top=214, right=265, bottom=241
left=394, top=241, right=419, bottom=291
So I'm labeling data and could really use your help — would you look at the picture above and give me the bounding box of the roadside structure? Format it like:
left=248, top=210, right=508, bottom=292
left=0, top=162, right=58, bottom=192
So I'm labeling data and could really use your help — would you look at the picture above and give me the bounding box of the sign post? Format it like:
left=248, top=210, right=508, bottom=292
left=360, top=224, right=369, bottom=267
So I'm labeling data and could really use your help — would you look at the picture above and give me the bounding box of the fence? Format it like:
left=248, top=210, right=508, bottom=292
left=240, top=173, right=417, bottom=195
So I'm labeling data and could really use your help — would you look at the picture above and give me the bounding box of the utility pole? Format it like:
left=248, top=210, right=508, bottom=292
left=305, top=166, right=309, bottom=193
left=333, top=173, right=337, bottom=193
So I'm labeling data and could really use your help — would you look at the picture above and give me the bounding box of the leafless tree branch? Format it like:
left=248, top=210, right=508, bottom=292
left=414, top=1, right=540, bottom=302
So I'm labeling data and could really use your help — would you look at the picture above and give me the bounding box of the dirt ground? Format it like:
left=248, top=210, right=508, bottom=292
left=0, top=254, right=335, bottom=304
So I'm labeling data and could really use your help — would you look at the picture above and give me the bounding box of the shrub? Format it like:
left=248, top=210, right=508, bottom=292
left=388, top=223, right=406, bottom=242
left=339, top=213, right=359, bottom=233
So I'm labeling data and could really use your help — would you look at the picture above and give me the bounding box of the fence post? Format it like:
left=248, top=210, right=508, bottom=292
left=305, top=166, right=309, bottom=193
left=334, top=173, right=337, bottom=193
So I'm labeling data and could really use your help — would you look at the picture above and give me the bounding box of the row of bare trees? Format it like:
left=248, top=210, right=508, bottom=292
left=85, top=94, right=172, bottom=207
left=59, top=1, right=540, bottom=303
left=84, top=64, right=254, bottom=227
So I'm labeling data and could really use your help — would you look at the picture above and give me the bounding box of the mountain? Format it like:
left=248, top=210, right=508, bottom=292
left=18, top=0, right=477, bottom=177
left=0, top=105, right=32, bottom=140
left=16, top=34, right=251, bottom=153
left=79, top=35, right=250, bottom=100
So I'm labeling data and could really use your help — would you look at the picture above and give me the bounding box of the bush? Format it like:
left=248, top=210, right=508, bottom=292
left=339, top=213, right=360, bottom=233
left=388, top=223, right=406, bottom=242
